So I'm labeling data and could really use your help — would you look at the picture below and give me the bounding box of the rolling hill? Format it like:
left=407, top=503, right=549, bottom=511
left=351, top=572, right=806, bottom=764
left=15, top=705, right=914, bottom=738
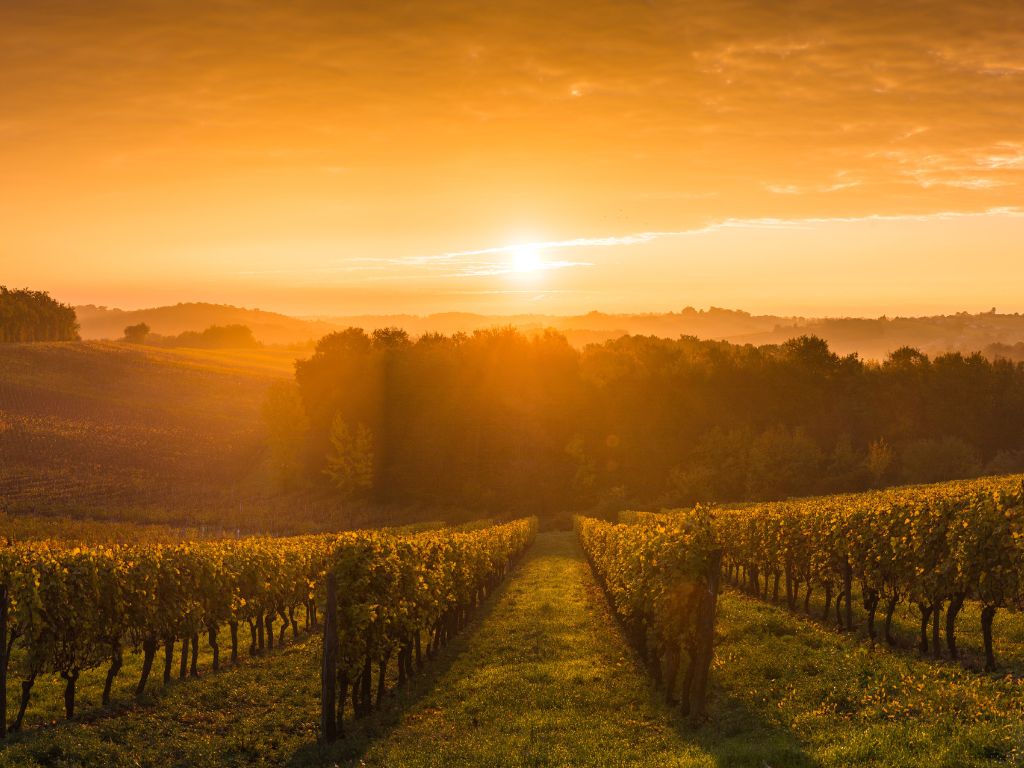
left=75, top=303, right=1024, bottom=362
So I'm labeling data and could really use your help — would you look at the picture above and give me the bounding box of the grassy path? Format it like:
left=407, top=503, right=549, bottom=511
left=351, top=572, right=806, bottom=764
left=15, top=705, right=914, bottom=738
left=361, top=531, right=1024, bottom=768
left=361, top=531, right=756, bottom=767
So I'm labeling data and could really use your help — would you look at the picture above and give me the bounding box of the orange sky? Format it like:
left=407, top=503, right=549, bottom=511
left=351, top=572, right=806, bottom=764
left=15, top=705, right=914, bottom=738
left=2, top=1, right=1023, bottom=316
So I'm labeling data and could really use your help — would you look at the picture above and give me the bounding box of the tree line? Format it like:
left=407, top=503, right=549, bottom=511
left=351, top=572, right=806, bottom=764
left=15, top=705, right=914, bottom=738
left=123, top=322, right=260, bottom=348
left=264, top=328, right=1024, bottom=517
left=0, top=287, right=79, bottom=342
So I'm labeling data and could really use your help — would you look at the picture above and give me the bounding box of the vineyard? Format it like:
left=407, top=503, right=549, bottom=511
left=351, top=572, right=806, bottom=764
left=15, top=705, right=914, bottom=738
left=5, top=469, right=1024, bottom=766
left=575, top=513, right=721, bottom=720
left=620, top=474, right=1024, bottom=674
left=0, top=518, right=536, bottom=740
left=5, top=478, right=1024, bottom=765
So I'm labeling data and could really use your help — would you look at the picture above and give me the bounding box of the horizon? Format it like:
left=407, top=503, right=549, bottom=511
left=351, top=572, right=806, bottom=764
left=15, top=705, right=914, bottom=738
left=69, top=298, right=1021, bottom=324
left=3, top=1, right=1023, bottom=316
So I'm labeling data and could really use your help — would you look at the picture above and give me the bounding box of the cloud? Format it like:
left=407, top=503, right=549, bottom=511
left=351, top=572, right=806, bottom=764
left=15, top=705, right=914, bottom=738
left=233, top=207, right=1024, bottom=283
left=3, top=0, right=1024, bottom=311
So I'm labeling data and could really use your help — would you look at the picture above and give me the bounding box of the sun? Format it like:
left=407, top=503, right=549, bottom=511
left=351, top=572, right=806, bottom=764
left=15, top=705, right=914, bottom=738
left=510, top=244, right=544, bottom=273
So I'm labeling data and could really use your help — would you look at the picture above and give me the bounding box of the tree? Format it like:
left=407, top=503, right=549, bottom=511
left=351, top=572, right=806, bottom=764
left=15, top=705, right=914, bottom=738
left=746, top=426, right=823, bottom=500
left=669, top=427, right=751, bottom=503
left=287, top=326, right=1024, bottom=517
left=123, top=323, right=150, bottom=344
left=174, top=324, right=259, bottom=348
left=323, top=414, right=374, bottom=498
left=0, top=286, right=79, bottom=342
left=866, top=438, right=895, bottom=486
left=901, top=437, right=981, bottom=485
left=826, top=433, right=867, bottom=491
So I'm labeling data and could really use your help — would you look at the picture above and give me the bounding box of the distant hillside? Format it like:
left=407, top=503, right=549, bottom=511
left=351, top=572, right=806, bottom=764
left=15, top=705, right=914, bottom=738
left=732, top=312, right=1024, bottom=361
left=75, top=303, right=337, bottom=346
left=75, top=303, right=1024, bottom=361
left=75, top=303, right=791, bottom=346
left=0, top=342, right=349, bottom=533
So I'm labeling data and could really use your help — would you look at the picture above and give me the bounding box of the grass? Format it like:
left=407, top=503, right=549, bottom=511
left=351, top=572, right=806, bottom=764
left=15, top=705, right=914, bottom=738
left=712, top=596, right=1024, bottom=767
left=359, top=531, right=728, bottom=767
left=733, top=570, right=1024, bottom=673
left=362, top=531, right=1024, bottom=767
left=0, top=630, right=324, bottom=767
left=5, top=532, right=1024, bottom=766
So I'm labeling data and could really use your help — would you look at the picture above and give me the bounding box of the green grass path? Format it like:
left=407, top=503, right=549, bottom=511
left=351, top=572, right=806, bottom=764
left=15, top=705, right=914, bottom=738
left=361, top=531, right=724, bottom=767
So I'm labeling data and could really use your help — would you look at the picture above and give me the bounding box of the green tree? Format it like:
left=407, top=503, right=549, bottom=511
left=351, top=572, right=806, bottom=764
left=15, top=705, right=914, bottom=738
left=901, top=436, right=981, bottom=485
left=565, top=434, right=597, bottom=503
left=0, top=286, right=79, bottom=342
left=123, top=323, right=150, bottom=343
left=174, top=324, right=259, bottom=348
left=826, top=433, right=867, bottom=491
left=323, top=414, right=374, bottom=498
left=746, top=426, right=823, bottom=500
left=866, top=438, right=895, bottom=486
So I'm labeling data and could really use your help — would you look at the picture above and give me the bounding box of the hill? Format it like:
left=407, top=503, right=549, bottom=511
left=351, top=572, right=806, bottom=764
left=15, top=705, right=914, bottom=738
left=75, top=303, right=335, bottom=346
left=0, top=341, right=352, bottom=533
left=75, top=303, right=1024, bottom=361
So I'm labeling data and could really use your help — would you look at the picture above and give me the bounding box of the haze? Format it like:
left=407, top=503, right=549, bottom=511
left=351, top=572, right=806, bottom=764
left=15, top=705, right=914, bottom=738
left=2, top=1, right=1023, bottom=316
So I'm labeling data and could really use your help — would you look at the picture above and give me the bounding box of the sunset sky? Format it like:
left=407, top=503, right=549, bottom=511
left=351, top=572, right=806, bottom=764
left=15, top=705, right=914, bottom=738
left=2, top=1, right=1023, bottom=316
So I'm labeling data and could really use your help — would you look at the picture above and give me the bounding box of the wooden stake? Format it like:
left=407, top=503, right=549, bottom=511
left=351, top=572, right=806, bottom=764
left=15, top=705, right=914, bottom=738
left=688, top=549, right=722, bottom=724
left=320, top=572, right=338, bottom=742
left=1, top=585, right=7, bottom=739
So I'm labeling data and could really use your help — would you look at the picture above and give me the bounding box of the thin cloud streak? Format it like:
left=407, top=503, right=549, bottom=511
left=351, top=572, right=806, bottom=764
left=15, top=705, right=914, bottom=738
left=234, top=206, right=1024, bottom=280
left=354, top=205, right=1024, bottom=268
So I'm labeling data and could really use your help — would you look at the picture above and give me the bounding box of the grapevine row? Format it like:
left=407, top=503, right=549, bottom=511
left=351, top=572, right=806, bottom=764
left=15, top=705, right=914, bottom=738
left=321, top=517, right=537, bottom=738
left=0, top=518, right=536, bottom=736
left=574, top=513, right=721, bottom=721
left=626, top=475, right=1024, bottom=671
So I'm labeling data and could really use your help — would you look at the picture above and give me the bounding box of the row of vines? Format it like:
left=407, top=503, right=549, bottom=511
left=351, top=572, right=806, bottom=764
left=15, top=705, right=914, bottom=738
left=574, top=513, right=721, bottom=721
left=319, top=516, right=537, bottom=739
left=625, top=474, right=1024, bottom=671
left=0, top=517, right=537, bottom=738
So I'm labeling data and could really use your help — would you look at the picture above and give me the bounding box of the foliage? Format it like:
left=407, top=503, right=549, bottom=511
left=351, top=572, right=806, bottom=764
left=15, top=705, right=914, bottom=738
left=641, top=474, right=1024, bottom=670
left=5, top=538, right=1024, bottom=766
left=172, top=324, right=260, bottom=349
left=0, top=518, right=537, bottom=727
left=133, top=323, right=262, bottom=349
left=900, top=436, right=982, bottom=484
left=323, top=415, right=374, bottom=498
left=290, top=328, right=1024, bottom=514
left=0, top=287, right=79, bottom=343
left=866, top=438, right=895, bottom=485
left=575, top=510, right=719, bottom=707
left=746, top=426, right=824, bottom=499
left=122, top=323, right=150, bottom=343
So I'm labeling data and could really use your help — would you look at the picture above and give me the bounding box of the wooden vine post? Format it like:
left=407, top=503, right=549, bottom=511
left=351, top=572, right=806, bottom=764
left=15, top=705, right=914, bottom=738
left=0, top=584, right=6, bottom=740
left=688, top=549, right=722, bottom=723
left=320, top=572, right=338, bottom=742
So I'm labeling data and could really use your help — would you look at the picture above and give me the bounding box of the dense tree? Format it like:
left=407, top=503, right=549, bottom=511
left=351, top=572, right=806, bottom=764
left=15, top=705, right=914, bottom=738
left=900, top=437, right=981, bottom=485
left=123, top=323, right=150, bottom=343
left=866, top=438, right=896, bottom=486
left=124, top=323, right=260, bottom=348
left=173, top=324, right=259, bottom=348
left=323, top=414, right=374, bottom=498
left=0, top=287, right=79, bottom=342
left=284, top=329, right=1024, bottom=516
